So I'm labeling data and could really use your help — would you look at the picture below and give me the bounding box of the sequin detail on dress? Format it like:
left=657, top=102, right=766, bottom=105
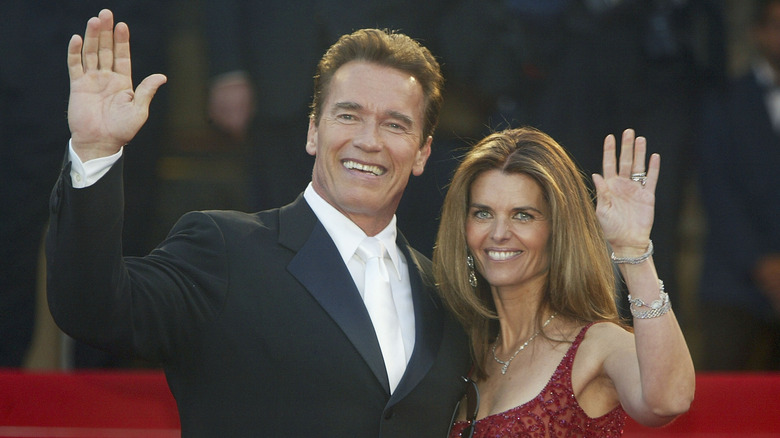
left=449, top=323, right=626, bottom=437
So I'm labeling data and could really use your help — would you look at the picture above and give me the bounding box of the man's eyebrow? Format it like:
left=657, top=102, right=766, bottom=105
left=331, top=102, right=415, bottom=127
left=387, top=110, right=414, bottom=127
left=333, top=101, right=361, bottom=112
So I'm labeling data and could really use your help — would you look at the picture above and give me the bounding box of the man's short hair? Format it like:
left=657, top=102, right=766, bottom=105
left=310, top=28, right=444, bottom=145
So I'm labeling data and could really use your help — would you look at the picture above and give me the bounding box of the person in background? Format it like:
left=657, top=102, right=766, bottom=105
left=45, top=9, right=469, bottom=435
left=698, top=0, right=780, bottom=371
left=434, top=127, right=694, bottom=436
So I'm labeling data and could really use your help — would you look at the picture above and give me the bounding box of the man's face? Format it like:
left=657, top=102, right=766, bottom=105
left=757, top=3, right=780, bottom=70
left=306, top=61, right=431, bottom=235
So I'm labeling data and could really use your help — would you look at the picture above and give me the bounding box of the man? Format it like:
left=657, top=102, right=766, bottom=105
left=46, top=9, right=470, bottom=436
left=698, top=0, right=780, bottom=371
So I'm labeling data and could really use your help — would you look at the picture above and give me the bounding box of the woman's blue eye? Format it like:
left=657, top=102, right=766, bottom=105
left=514, top=211, right=532, bottom=221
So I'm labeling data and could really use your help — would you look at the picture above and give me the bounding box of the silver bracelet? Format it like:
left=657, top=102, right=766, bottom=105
left=611, top=240, right=653, bottom=264
left=628, top=279, right=671, bottom=319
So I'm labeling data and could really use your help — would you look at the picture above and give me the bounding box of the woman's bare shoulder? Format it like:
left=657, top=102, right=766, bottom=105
left=576, top=321, right=635, bottom=366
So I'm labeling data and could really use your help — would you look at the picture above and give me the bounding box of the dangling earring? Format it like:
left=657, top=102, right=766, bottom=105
left=466, top=254, right=477, bottom=288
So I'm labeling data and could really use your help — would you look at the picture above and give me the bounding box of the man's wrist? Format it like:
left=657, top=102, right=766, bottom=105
left=68, top=139, right=123, bottom=188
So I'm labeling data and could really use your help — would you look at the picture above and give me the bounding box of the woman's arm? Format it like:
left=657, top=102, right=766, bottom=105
left=593, top=129, right=695, bottom=426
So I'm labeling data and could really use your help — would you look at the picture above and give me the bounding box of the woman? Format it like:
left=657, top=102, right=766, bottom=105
left=434, top=127, right=694, bottom=437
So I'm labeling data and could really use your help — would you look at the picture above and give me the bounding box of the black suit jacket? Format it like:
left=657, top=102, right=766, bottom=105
left=46, top=157, right=470, bottom=437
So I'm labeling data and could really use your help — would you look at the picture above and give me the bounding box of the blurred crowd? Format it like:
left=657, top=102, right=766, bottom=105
left=1, top=0, right=778, bottom=371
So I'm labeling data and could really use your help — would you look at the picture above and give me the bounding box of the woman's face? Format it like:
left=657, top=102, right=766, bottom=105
left=465, top=169, right=551, bottom=292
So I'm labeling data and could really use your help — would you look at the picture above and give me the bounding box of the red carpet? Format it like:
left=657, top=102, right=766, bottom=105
left=624, top=372, right=780, bottom=437
left=1, top=370, right=778, bottom=437
left=0, top=369, right=179, bottom=437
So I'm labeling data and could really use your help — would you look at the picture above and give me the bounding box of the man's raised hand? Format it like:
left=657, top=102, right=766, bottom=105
left=67, top=9, right=166, bottom=161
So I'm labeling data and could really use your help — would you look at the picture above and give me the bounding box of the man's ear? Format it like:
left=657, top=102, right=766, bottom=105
left=412, top=135, right=433, bottom=176
left=306, top=118, right=317, bottom=156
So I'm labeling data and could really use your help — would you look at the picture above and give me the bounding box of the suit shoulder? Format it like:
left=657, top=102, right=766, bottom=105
left=172, top=209, right=281, bottom=241
left=190, top=209, right=279, bottom=228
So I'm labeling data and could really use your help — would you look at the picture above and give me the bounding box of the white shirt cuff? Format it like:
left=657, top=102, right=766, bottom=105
left=68, top=139, right=123, bottom=188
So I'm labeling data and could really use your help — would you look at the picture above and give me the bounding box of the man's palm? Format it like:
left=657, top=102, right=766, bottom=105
left=67, top=11, right=165, bottom=160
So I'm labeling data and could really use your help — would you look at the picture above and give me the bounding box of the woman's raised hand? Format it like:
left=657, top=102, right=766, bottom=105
left=592, top=128, right=660, bottom=253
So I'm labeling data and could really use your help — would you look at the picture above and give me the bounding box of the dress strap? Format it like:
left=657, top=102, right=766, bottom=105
left=573, top=322, right=597, bottom=346
left=559, top=322, right=597, bottom=369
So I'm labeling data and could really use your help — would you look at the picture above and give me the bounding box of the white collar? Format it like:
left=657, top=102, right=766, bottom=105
left=303, top=183, right=403, bottom=279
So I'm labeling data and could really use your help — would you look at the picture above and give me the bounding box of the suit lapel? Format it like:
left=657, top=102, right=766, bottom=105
left=282, top=197, right=390, bottom=391
left=390, top=234, right=443, bottom=402
left=280, top=197, right=444, bottom=397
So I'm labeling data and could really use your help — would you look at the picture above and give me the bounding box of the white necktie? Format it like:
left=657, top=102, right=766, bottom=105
left=357, top=237, right=406, bottom=393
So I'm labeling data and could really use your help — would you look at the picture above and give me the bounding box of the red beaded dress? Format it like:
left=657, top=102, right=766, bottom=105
left=449, top=323, right=626, bottom=437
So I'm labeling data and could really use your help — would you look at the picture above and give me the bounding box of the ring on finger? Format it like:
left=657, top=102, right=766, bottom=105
left=630, top=172, right=647, bottom=186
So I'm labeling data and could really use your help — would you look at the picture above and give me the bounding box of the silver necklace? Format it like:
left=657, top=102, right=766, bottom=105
left=492, top=313, right=556, bottom=375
